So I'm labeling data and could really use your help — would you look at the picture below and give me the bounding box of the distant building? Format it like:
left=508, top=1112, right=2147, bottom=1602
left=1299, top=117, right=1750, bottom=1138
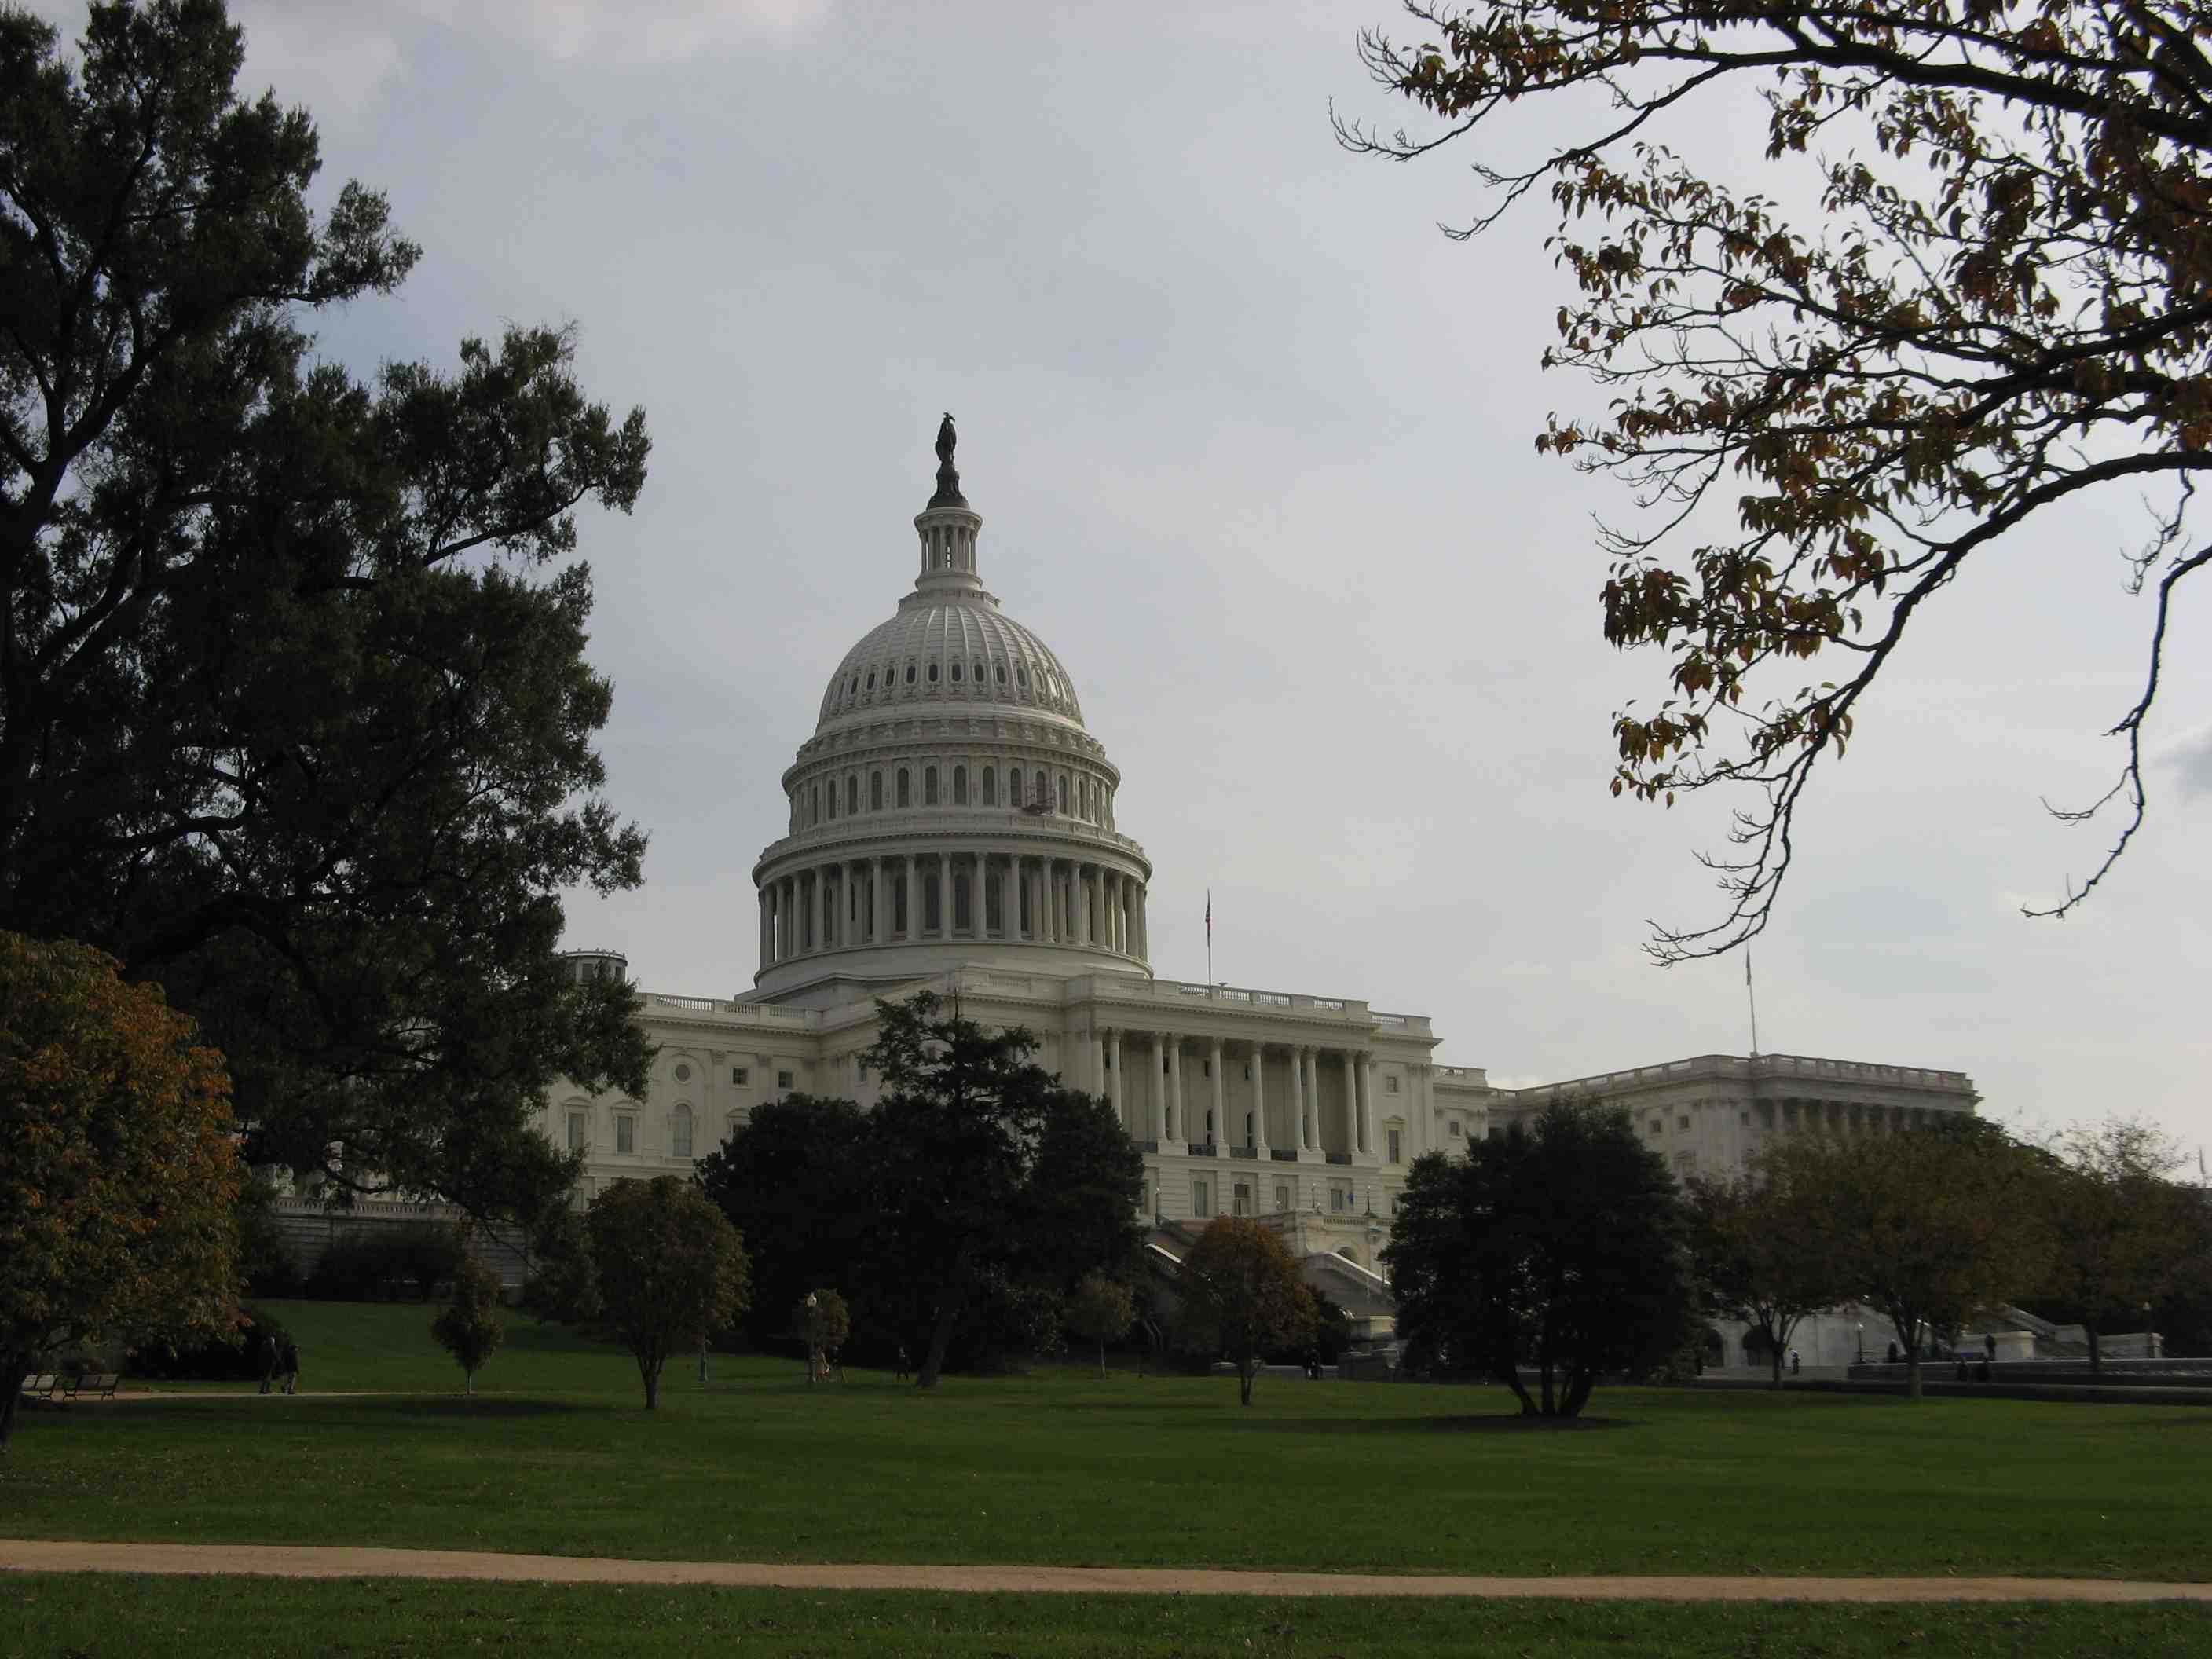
left=537, top=430, right=1978, bottom=1327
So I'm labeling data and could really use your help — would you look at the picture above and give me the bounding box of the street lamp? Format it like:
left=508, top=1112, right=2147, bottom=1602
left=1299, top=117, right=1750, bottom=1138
left=1856, top=1323, right=1865, bottom=1364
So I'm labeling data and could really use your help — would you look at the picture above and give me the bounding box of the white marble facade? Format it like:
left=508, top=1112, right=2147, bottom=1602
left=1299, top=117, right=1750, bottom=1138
left=537, top=430, right=1979, bottom=1280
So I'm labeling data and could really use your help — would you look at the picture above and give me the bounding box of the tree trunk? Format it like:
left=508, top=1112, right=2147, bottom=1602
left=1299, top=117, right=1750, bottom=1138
left=1538, top=1357, right=1556, bottom=1417
left=640, top=1356, right=661, bottom=1409
left=916, top=1301, right=960, bottom=1390
left=1239, top=1360, right=1254, bottom=1406
left=1770, top=1340, right=1785, bottom=1389
left=1097, top=1339, right=1106, bottom=1379
left=1904, top=1346, right=1921, bottom=1400
left=1500, top=1366, right=1538, bottom=1417
left=0, top=1353, right=26, bottom=1449
left=2086, top=1320, right=2103, bottom=1376
left=1561, top=1368, right=1595, bottom=1419
left=466, top=1370, right=474, bottom=1397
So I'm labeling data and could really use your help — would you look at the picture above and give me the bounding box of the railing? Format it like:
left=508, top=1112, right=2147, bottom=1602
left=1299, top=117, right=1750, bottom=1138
left=755, top=808, right=1150, bottom=866
left=1088, top=977, right=1433, bottom=1034
left=1505, top=1051, right=1973, bottom=1101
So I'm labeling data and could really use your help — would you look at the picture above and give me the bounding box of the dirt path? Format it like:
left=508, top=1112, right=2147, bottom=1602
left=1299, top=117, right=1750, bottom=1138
left=2, top=1540, right=2206, bottom=1602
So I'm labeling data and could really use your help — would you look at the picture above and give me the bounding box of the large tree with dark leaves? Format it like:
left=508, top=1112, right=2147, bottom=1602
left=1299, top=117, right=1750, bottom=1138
left=860, top=991, right=1144, bottom=1389
left=0, top=1, right=651, bottom=1214
left=1385, top=1102, right=1695, bottom=1419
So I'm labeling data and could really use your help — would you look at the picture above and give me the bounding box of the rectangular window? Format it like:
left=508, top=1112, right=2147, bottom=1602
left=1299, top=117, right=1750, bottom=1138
left=1448, top=1120, right=1462, bottom=1137
left=1274, top=1182, right=1291, bottom=1211
left=1330, top=1185, right=1347, bottom=1213
left=777, top=1070, right=794, bottom=1090
left=1679, top=1115, right=1690, bottom=1130
left=1193, top=1180, right=1210, bottom=1219
left=566, top=1111, right=584, bottom=1152
left=615, top=1116, right=634, bottom=1155
left=1386, top=1075, right=1401, bottom=1094
left=1232, top=1182, right=1251, bottom=1217
left=733, top=1067, right=748, bottom=1085
left=1387, top=1128, right=1402, bottom=1163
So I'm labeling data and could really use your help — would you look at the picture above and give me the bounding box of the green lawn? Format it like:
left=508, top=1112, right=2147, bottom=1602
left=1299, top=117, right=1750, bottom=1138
left=6, top=1577, right=2210, bottom=1659
left=6, top=1300, right=2208, bottom=1580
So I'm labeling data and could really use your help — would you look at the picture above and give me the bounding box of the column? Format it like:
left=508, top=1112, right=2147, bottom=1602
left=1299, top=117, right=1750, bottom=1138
left=1101, top=872, right=1117, bottom=952
left=1000, top=856, right=1018, bottom=941
left=1289, top=1049, right=1306, bottom=1149
left=1135, top=884, right=1148, bottom=959
left=1075, top=866, right=1092, bottom=946
left=1210, top=1038, right=1225, bottom=1151
left=905, top=854, right=919, bottom=939
left=1090, top=1029, right=1104, bottom=1099
left=869, top=859, right=883, bottom=945
left=1106, top=1028, right=1123, bottom=1129
left=936, top=855, right=951, bottom=939
left=1253, top=1043, right=1269, bottom=1154
left=1166, top=1038, right=1184, bottom=1143
left=1247, top=1038, right=1268, bottom=1155
left=1364, top=1054, right=1378, bottom=1155
left=1346, top=1050, right=1366, bottom=1155
left=821, top=866, right=836, bottom=950
left=1291, top=1053, right=1309, bottom=1159
left=1146, top=1034, right=1167, bottom=1144
left=759, top=887, right=772, bottom=967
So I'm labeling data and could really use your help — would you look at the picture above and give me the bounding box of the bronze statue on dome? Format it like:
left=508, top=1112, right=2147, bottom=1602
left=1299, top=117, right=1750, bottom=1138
left=929, top=412, right=966, bottom=508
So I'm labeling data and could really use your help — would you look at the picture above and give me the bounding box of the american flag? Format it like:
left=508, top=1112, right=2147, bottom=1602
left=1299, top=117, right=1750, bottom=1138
left=1205, top=889, right=1211, bottom=945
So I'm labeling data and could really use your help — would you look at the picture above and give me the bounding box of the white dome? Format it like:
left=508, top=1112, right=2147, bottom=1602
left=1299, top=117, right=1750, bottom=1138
left=816, top=592, right=1085, bottom=731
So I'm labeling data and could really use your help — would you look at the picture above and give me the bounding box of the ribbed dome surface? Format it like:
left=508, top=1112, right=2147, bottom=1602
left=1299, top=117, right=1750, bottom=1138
left=816, top=593, right=1085, bottom=731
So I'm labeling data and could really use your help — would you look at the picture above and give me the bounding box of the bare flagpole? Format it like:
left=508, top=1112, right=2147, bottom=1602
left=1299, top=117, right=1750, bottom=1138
left=1206, top=888, right=1214, bottom=987
left=1746, top=950, right=1760, bottom=1057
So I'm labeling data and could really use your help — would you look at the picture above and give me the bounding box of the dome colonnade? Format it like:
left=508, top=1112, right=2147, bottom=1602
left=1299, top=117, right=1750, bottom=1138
left=751, top=419, right=1153, bottom=1002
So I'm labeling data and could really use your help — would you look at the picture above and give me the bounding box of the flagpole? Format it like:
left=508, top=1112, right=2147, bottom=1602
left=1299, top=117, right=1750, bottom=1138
left=1746, top=950, right=1760, bottom=1057
left=1206, top=888, right=1214, bottom=987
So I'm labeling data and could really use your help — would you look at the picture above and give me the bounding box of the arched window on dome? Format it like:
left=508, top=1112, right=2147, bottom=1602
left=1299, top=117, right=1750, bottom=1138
left=981, top=767, right=996, bottom=806
left=904, top=664, right=916, bottom=685
left=950, top=661, right=962, bottom=683
left=846, top=775, right=859, bottom=815
left=1057, top=775, right=1069, bottom=814
left=928, top=661, right=939, bottom=684
left=1033, top=768, right=1047, bottom=807
left=810, top=784, right=819, bottom=826
left=870, top=771, right=884, bottom=811
left=824, top=785, right=835, bottom=822
left=995, top=663, right=1007, bottom=685
left=671, top=1104, right=693, bottom=1159
left=1016, top=665, right=1029, bottom=690
left=866, top=671, right=877, bottom=691
left=897, top=770, right=910, bottom=808
left=925, top=767, right=938, bottom=806
left=848, top=676, right=857, bottom=697
left=973, top=659, right=985, bottom=685
left=953, top=766, right=967, bottom=806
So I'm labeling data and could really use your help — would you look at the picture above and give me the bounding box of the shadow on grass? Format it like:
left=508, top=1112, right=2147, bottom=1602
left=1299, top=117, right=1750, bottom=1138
left=342, top=1396, right=597, bottom=1420
left=1241, top=1412, right=1639, bottom=1434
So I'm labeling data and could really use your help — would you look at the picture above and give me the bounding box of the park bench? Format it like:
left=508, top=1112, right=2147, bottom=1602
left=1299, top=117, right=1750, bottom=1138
left=61, top=1372, right=121, bottom=1400
left=18, top=1373, right=58, bottom=1401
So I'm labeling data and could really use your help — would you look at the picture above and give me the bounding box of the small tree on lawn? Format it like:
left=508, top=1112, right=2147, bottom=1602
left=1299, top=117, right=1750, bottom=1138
left=1177, top=1219, right=1316, bottom=1406
left=2036, top=1119, right=2203, bottom=1375
left=430, top=1237, right=506, bottom=1396
left=1777, top=1124, right=2051, bottom=1399
left=797, top=1288, right=851, bottom=1383
left=587, top=1177, right=749, bottom=1409
left=1064, top=1272, right=1136, bottom=1378
left=0, top=934, right=243, bottom=1451
left=1687, top=1155, right=1840, bottom=1388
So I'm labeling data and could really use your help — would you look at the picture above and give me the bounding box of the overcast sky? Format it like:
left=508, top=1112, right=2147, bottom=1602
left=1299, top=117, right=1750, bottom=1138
left=48, top=2, right=2208, bottom=1152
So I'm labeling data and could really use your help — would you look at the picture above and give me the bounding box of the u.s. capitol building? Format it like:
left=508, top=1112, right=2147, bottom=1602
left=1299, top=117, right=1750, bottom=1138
left=537, top=424, right=1977, bottom=1320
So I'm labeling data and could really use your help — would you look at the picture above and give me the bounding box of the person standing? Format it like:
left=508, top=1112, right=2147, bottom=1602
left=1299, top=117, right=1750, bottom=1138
left=257, top=1333, right=279, bottom=1395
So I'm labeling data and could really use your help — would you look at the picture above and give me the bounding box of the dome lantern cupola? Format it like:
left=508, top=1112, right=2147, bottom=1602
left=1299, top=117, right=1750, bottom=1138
left=914, top=412, right=983, bottom=598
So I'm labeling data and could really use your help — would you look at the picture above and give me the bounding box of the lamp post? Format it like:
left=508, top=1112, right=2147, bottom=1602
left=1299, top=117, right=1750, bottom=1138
left=1856, top=1323, right=1865, bottom=1364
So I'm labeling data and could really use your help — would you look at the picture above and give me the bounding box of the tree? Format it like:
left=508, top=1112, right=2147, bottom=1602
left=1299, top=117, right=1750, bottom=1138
left=1687, top=1155, right=1844, bottom=1386
left=797, top=1287, right=851, bottom=1383
left=694, top=1096, right=873, bottom=1349
left=1064, top=1271, right=1136, bottom=1378
left=520, top=1199, right=602, bottom=1327
left=0, top=0, right=652, bottom=1213
left=430, top=1235, right=505, bottom=1395
left=1175, top=1219, right=1317, bottom=1405
left=1775, top=1127, right=2051, bottom=1397
left=1384, top=1104, right=1694, bottom=1419
left=2033, top=1119, right=2206, bottom=1374
left=859, top=992, right=1143, bottom=1390
left=585, top=1176, right=748, bottom=1409
left=1345, top=0, right=2212, bottom=958
left=0, top=932, right=241, bottom=1448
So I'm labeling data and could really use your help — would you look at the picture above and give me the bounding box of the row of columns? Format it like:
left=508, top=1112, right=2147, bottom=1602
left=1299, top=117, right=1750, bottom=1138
left=1091, top=1030, right=1375, bottom=1159
left=759, top=851, right=1149, bottom=966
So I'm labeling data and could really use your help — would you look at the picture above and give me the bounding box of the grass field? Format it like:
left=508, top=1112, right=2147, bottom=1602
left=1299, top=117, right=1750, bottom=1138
left=9, top=1576, right=2212, bottom=1659
left=6, top=1300, right=2209, bottom=1580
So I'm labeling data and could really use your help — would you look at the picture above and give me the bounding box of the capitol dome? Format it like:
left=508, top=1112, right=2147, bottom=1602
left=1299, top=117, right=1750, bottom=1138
left=749, top=419, right=1153, bottom=1007
left=815, top=594, right=1085, bottom=733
